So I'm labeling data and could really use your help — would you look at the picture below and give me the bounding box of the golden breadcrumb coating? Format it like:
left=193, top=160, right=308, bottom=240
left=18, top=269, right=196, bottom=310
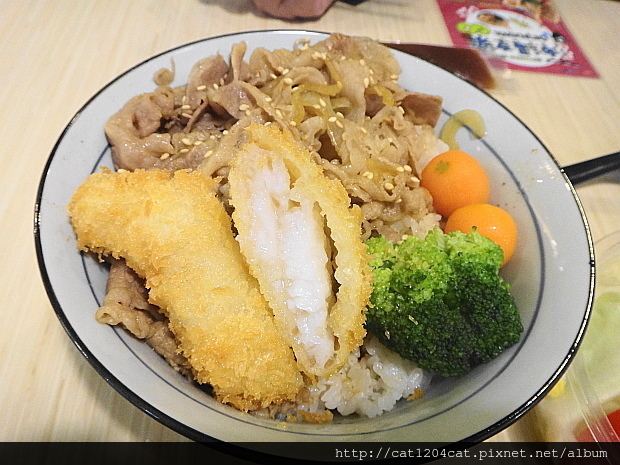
left=229, top=123, right=373, bottom=378
left=68, top=168, right=302, bottom=411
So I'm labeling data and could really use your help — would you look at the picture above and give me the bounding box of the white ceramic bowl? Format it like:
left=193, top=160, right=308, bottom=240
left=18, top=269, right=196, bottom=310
left=35, top=30, right=594, bottom=453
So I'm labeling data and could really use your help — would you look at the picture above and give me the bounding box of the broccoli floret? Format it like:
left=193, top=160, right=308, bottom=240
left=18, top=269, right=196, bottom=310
left=365, top=229, right=523, bottom=377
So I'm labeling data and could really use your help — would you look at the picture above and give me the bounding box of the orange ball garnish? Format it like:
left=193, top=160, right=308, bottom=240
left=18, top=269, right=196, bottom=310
left=420, top=150, right=490, bottom=217
left=445, top=203, right=518, bottom=266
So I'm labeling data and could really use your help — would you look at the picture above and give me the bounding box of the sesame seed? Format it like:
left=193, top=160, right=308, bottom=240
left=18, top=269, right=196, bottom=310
left=387, top=137, right=393, bottom=143
left=220, top=77, right=225, bottom=86
left=384, top=182, right=395, bottom=190
left=411, top=175, right=420, bottom=183
left=396, top=166, right=405, bottom=172
left=179, top=148, right=189, bottom=154
left=204, top=150, right=213, bottom=158
left=181, top=112, right=192, bottom=118
left=160, top=152, right=170, bottom=160
left=181, top=104, right=191, bottom=110
left=369, top=68, right=374, bottom=75
left=336, top=111, right=344, bottom=118
left=290, top=121, right=297, bottom=127
left=390, top=74, right=398, bottom=80
left=270, top=73, right=277, bottom=80
left=312, top=104, right=321, bottom=109
left=194, top=140, right=203, bottom=146
left=275, top=109, right=283, bottom=118
left=283, top=77, right=293, bottom=85
left=264, top=96, right=272, bottom=102
left=399, top=106, right=405, bottom=114
left=395, top=198, right=403, bottom=203
left=360, top=127, right=367, bottom=134
left=403, top=165, right=412, bottom=172
left=402, top=235, right=409, bottom=240
left=117, top=169, right=128, bottom=173
left=239, top=104, right=249, bottom=111
left=359, top=59, right=366, bottom=66
left=212, top=83, right=219, bottom=89
left=363, top=77, right=370, bottom=88
left=336, top=120, right=344, bottom=128
left=331, top=159, right=339, bottom=164
left=328, top=116, right=337, bottom=122
left=196, top=85, right=207, bottom=90
left=276, top=66, right=284, bottom=73
left=340, top=55, right=346, bottom=61
left=319, top=98, right=327, bottom=107
left=301, top=134, right=308, bottom=140
left=210, top=134, right=216, bottom=140
left=282, top=68, right=290, bottom=75
left=181, top=138, right=192, bottom=146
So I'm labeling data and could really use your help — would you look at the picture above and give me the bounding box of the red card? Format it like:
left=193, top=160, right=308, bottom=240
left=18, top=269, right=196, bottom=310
left=436, top=0, right=599, bottom=78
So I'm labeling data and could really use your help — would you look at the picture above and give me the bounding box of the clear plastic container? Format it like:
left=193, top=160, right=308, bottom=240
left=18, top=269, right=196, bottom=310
left=521, top=230, right=620, bottom=443
left=572, top=230, right=620, bottom=442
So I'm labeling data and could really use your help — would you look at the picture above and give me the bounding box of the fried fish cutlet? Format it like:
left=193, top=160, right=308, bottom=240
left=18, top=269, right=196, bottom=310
left=68, top=168, right=303, bottom=411
left=229, top=123, right=372, bottom=378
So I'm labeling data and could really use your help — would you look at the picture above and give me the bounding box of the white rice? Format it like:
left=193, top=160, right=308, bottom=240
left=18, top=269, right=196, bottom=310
left=393, top=211, right=442, bottom=241
left=300, top=336, right=431, bottom=418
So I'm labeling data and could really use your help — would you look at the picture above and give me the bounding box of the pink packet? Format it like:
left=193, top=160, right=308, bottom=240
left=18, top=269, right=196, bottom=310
left=436, top=0, right=599, bottom=78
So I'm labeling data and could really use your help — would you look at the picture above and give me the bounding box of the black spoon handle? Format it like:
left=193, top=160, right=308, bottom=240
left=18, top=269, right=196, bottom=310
left=563, top=151, right=620, bottom=185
